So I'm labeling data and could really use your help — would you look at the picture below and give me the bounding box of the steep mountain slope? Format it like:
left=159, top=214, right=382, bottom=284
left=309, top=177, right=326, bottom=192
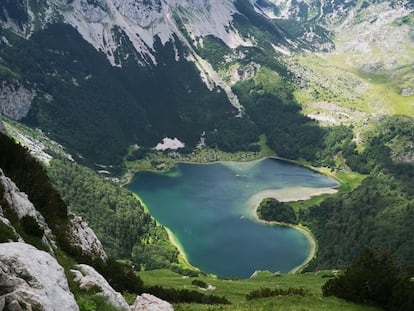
left=0, top=0, right=335, bottom=164
left=0, top=0, right=413, bottom=277
left=0, top=0, right=410, bottom=165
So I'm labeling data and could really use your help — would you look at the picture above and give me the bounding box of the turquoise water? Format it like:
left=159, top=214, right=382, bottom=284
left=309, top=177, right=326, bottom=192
left=127, top=158, right=337, bottom=278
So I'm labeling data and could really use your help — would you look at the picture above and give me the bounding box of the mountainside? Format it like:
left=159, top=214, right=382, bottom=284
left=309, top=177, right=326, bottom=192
left=0, top=0, right=333, bottom=164
left=0, top=0, right=414, bottom=309
left=0, top=0, right=414, bottom=288
left=0, top=0, right=411, bottom=165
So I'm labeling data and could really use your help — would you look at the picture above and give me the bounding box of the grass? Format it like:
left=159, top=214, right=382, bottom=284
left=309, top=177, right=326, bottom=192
left=139, top=269, right=380, bottom=310
left=314, top=168, right=366, bottom=192
left=289, top=193, right=333, bottom=212
left=290, top=46, right=414, bottom=117
left=258, top=134, right=274, bottom=157
left=175, top=296, right=380, bottom=311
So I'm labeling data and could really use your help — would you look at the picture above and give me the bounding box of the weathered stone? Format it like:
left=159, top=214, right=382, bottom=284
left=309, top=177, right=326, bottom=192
left=0, top=81, right=35, bottom=120
left=71, top=264, right=129, bottom=311
left=130, top=293, right=174, bottom=311
left=0, top=169, right=55, bottom=251
left=67, top=214, right=108, bottom=261
left=0, top=242, right=79, bottom=311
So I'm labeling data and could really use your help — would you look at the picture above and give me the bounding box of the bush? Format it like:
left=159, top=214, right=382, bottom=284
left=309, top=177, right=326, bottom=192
left=257, top=198, right=297, bottom=224
left=146, top=285, right=230, bottom=304
left=21, top=215, right=44, bottom=237
left=192, top=279, right=208, bottom=289
left=246, top=287, right=308, bottom=300
left=322, top=249, right=414, bottom=310
left=0, top=221, right=17, bottom=242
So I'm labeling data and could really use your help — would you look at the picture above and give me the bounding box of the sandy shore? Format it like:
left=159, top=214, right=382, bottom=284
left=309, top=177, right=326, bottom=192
left=131, top=173, right=337, bottom=275
left=246, top=187, right=338, bottom=273
left=246, top=187, right=338, bottom=214
left=164, top=227, right=198, bottom=270
left=132, top=193, right=196, bottom=270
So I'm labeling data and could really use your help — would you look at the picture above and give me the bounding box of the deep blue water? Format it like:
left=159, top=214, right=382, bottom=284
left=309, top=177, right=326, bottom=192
left=127, top=158, right=337, bottom=278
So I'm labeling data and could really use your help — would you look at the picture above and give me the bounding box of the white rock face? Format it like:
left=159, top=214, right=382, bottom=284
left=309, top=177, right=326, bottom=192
left=0, top=242, right=79, bottom=311
left=58, top=0, right=250, bottom=66
left=0, top=81, right=36, bottom=120
left=130, top=293, right=174, bottom=311
left=71, top=264, right=129, bottom=311
left=67, top=215, right=108, bottom=261
left=0, top=169, right=56, bottom=250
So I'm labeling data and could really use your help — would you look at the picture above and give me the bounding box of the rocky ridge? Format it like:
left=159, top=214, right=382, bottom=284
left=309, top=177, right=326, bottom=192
left=0, top=161, right=173, bottom=310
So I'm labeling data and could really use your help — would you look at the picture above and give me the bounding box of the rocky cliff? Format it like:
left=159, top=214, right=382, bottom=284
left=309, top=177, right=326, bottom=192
left=0, top=154, right=173, bottom=310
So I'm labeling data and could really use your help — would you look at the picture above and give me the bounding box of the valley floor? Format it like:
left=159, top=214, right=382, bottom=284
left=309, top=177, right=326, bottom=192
left=138, top=269, right=380, bottom=311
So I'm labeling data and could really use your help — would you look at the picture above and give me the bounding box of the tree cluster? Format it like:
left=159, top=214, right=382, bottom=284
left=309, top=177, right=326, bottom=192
left=303, top=116, right=414, bottom=270
left=323, top=249, right=414, bottom=311
left=257, top=198, right=297, bottom=224
left=48, top=159, right=178, bottom=269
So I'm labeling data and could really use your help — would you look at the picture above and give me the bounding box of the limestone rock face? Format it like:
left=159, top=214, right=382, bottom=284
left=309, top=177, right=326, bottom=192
left=71, top=264, right=129, bottom=311
left=0, top=168, right=55, bottom=251
left=67, top=215, right=108, bottom=261
left=0, top=81, right=35, bottom=120
left=0, top=242, right=79, bottom=311
left=130, top=293, right=174, bottom=311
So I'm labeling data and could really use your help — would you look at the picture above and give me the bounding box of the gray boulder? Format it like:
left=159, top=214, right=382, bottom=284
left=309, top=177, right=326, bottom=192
left=0, top=242, right=79, bottom=311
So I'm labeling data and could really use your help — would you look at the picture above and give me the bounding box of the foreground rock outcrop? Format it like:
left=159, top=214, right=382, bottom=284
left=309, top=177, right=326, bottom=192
left=71, top=264, right=129, bottom=311
left=0, top=168, right=56, bottom=251
left=130, top=293, right=174, bottom=311
left=67, top=215, right=108, bottom=261
left=0, top=242, right=79, bottom=311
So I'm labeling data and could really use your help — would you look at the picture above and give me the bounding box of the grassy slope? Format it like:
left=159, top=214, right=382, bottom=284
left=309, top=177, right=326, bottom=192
left=288, top=1, right=414, bottom=119
left=139, top=269, right=379, bottom=310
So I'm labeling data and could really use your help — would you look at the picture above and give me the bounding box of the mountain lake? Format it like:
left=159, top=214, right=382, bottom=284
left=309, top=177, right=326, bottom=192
left=127, top=158, right=338, bottom=278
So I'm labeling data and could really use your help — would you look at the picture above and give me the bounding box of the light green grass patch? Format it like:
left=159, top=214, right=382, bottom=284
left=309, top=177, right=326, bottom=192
left=139, top=269, right=380, bottom=311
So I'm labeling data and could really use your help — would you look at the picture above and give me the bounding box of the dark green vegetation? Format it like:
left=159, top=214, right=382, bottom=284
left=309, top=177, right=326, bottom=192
left=0, top=24, right=234, bottom=165
left=47, top=159, right=178, bottom=269
left=246, top=287, right=308, bottom=300
left=0, top=132, right=143, bottom=303
left=257, top=198, right=297, bottom=224
left=0, top=133, right=68, bottom=245
left=323, top=249, right=414, bottom=311
left=145, top=286, right=230, bottom=305
left=0, top=134, right=232, bottom=308
left=0, top=0, right=338, bottom=167
left=192, top=279, right=208, bottom=289
left=303, top=116, right=414, bottom=269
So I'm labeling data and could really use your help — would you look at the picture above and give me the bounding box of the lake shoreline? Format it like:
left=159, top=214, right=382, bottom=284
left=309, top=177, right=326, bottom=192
left=132, top=193, right=196, bottom=270
left=128, top=159, right=339, bottom=277
left=247, top=187, right=338, bottom=274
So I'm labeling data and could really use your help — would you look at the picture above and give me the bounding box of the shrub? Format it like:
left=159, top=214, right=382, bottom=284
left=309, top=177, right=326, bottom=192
left=146, top=285, right=230, bottom=304
left=322, top=249, right=414, bottom=310
left=21, top=215, right=44, bottom=237
left=192, top=279, right=208, bottom=289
